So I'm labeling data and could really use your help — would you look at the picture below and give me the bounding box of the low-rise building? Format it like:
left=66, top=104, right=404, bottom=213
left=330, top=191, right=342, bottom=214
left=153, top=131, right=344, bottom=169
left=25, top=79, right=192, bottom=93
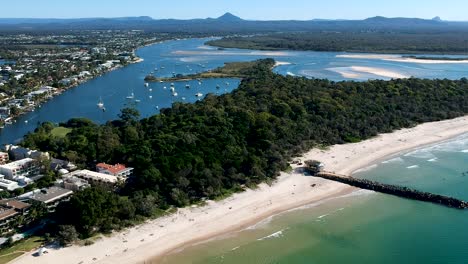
left=3, top=145, right=49, bottom=161
left=0, top=158, right=39, bottom=180
left=56, top=176, right=90, bottom=191
left=50, top=158, right=77, bottom=172
left=29, top=187, right=73, bottom=212
left=96, top=163, right=133, bottom=178
left=0, top=175, right=20, bottom=191
left=0, top=152, right=8, bottom=165
left=0, top=200, right=31, bottom=235
left=68, top=169, right=126, bottom=187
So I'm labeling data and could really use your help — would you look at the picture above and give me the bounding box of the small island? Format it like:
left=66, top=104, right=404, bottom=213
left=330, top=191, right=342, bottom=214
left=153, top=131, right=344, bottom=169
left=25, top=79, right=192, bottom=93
left=144, top=59, right=275, bottom=82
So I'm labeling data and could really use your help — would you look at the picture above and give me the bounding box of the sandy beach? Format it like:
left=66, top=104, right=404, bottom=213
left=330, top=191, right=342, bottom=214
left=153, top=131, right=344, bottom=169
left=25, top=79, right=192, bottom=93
left=337, top=54, right=468, bottom=64
left=274, top=61, right=292, bottom=67
left=12, top=115, right=468, bottom=264
left=329, top=66, right=409, bottom=79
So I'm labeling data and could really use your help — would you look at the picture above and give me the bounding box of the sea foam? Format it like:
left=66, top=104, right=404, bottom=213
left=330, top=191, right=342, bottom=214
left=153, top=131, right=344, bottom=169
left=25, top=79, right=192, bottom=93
left=382, top=157, right=404, bottom=164
left=257, top=228, right=288, bottom=241
left=354, top=164, right=378, bottom=173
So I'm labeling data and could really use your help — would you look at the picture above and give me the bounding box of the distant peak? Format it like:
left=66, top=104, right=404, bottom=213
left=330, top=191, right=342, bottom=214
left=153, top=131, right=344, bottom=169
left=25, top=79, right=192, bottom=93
left=432, top=16, right=442, bottom=21
left=216, top=12, right=243, bottom=21
left=365, top=16, right=388, bottom=21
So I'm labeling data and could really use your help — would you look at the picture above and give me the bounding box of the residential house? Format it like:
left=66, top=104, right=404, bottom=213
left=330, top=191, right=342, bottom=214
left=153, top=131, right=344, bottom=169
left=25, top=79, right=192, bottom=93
left=68, top=169, right=126, bottom=187
left=50, top=158, right=77, bottom=173
left=0, top=158, right=40, bottom=180
left=0, top=175, right=20, bottom=191
left=0, top=152, right=8, bottom=165
left=28, top=187, right=73, bottom=212
left=56, top=176, right=90, bottom=191
left=0, top=200, right=31, bottom=236
left=3, top=145, right=49, bottom=161
left=96, top=163, right=133, bottom=178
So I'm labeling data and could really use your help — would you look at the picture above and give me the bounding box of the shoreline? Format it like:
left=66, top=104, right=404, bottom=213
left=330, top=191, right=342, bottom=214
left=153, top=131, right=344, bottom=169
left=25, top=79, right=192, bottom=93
left=304, top=115, right=468, bottom=176
left=0, top=56, right=145, bottom=127
left=337, top=54, right=468, bottom=64
left=328, top=66, right=409, bottom=79
left=11, top=114, right=468, bottom=264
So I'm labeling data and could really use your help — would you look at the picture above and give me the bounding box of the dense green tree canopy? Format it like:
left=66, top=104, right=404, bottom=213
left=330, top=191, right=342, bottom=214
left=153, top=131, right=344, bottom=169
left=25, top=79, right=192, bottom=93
left=23, top=59, right=468, bottom=237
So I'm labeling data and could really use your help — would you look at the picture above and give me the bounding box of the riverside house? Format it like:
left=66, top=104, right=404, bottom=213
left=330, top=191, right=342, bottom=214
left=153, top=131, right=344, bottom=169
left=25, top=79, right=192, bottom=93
left=0, top=200, right=31, bottom=236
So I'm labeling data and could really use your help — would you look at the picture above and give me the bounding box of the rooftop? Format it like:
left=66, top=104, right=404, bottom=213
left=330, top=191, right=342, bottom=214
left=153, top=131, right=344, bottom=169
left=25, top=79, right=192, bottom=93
left=30, top=187, right=73, bottom=204
left=0, top=158, right=35, bottom=169
left=0, top=200, right=30, bottom=221
left=0, top=200, right=30, bottom=210
left=96, top=163, right=130, bottom=175
left=0, top=176, right=20, bottom=191
left=0, top=208, right=17, bottom=221
left=71, top=169, right=121, bottom=183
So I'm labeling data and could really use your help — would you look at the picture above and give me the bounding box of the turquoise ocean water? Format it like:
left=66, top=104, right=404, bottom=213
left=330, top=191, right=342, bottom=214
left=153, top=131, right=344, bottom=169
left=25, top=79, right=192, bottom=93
left=160, top=134, right=468, bottom=264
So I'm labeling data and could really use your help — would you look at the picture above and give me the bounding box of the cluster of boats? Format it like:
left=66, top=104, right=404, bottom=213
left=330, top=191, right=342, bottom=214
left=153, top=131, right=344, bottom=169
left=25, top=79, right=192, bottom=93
left=96, top=65, right=232, bottom=112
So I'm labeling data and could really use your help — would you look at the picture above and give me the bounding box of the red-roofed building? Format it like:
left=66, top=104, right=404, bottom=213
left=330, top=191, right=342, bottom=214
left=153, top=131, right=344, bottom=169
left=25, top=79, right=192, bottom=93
left=96, top=163, right=133, bottom=178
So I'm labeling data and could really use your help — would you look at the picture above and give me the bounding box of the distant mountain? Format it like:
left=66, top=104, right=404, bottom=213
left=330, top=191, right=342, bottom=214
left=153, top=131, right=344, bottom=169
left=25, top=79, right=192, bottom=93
left=216, top=12, right=243, bottom=22
left=432, top=16, right=442, bottom=21
left=0, top=14, right=464, bottom=33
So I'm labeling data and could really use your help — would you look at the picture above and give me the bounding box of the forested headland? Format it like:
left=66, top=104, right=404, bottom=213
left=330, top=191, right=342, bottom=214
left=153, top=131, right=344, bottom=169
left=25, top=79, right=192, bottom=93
left=21, top=58, right=468, bottom=238
left=207, top=32, right=468, bottom=54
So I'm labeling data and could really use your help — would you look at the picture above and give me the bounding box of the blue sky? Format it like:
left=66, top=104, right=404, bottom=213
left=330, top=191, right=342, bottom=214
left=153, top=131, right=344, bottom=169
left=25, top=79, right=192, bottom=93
left=3, top=0, right=468, bottom=20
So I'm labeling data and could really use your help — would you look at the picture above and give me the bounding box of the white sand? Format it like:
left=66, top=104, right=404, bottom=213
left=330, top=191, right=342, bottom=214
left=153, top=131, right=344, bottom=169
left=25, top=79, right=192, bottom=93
left=336, top=54, right=399, bottom=60
left=274, top=61, right=292, bottom=67
left=336, top=54, right=468, bottom=64
left=329, top=66, right=409, bottom=79
left=12, top=115, right=468, bottom=264
left=304, top=115, right=468, bottom=175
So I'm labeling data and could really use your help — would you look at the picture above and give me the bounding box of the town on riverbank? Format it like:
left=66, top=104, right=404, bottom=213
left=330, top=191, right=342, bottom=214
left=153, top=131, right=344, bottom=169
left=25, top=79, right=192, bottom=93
left=0, top=31, right=182, bottom=128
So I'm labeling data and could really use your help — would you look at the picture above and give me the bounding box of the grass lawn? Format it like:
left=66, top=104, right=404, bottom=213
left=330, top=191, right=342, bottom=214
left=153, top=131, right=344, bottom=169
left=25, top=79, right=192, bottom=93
left=0, top=252, right=24, bottom=264
left=51, top=126, right=72, bottom=138
left=0, top=236, right=45, bottom=264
